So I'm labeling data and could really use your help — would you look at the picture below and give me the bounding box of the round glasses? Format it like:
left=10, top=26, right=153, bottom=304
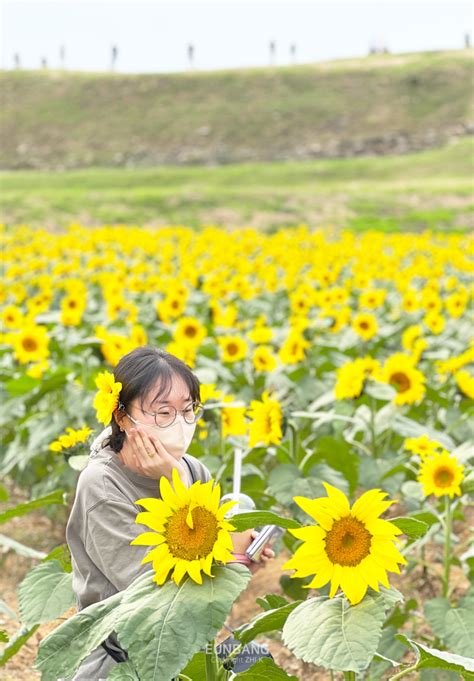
left=125, top=402, right=204, bottom=429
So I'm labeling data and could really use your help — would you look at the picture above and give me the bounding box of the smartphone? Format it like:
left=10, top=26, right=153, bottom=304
left=244, top=525, right=283, bottom=562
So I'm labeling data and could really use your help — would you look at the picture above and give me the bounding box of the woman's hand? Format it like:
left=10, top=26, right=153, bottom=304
left=230, top=529, right=275, bottom=574
left=119, top=426, right=188, bottom=485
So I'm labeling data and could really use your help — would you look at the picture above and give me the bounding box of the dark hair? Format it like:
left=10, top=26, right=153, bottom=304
left=104, top=345, right=201, bottom=454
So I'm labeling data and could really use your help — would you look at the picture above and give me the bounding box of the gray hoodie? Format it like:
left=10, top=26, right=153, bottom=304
left=64, top=427, right=212, bottom=680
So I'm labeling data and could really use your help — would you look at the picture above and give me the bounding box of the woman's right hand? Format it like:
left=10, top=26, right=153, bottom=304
left=230, top=529, right=255, bottom=553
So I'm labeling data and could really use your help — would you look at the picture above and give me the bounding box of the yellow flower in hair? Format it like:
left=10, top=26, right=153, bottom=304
left=93, top=370, right=122, bottom=425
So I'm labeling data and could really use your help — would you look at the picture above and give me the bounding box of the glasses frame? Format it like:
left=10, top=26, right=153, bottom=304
left=121, top=401, right=204, bottom=429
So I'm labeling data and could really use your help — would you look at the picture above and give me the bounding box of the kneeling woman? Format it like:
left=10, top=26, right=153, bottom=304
left=66, top=344, right=274, bottom=680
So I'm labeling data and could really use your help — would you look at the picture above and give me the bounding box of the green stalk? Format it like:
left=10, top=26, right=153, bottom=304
left=443, top=495, right=452, bottom=599
left=389, top=663, right=419, bottom=680
left=343, top=671, right=356, bottom=680
left=369, top=396, right=377, bottom=457
left=205, top=639, right=221, bottom=681
left=287, top=421, right=299, bottom=465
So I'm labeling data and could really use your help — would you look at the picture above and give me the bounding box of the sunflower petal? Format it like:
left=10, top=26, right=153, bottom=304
left=130, top=532, right=165, bottom=546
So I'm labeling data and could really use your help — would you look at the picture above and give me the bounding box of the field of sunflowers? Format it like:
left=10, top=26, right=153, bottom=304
left=0, top=222, right=473, bottom=680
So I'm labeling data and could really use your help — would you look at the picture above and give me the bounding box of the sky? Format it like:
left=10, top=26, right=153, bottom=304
left=1, top=0, right=472, bottom=73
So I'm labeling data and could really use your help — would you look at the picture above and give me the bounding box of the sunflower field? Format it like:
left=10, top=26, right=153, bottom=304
left=1, top=222, right=473, bottom=680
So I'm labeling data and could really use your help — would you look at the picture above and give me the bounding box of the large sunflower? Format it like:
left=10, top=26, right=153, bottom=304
left=418, top=450, right=464, bottom=498
left=131, top=468, right=237, bottom=586
left=281, top=482, right=407, bottom=605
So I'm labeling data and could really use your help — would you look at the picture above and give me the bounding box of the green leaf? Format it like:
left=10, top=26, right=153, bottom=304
left=255, top=594, right=289, bottom=611
left=0, top=483, right=9, bottom=502
left=35, top=585, right=126, bottom=679
left=0, top=624, right=40, bottom=666
left=106, top=660, right=140, bottom=679
left=444, top=608, right=474, bottom=657
left=118, top=564, right=251, bottom=681
left=390, top=516, right=429, bottom=539
left=18, top=560, right=76, bottom=627
left=424, top=597, right=451, bottom=639
left=233, top=657, right=298, bottom=679
left=178, top=650, right=207, bottom=680
left=5, top=375, right=41, bottom=396
left=229, top=511, right=301, bottom=532
left=0, top=630, right=8, bottom=644
left=234, top=601, right=302, bottom=645
left=282, top=589, right=401, bottom=672
left=396, top=634, right=474, bottom=677
left=0, top=489, right=66, bottom=524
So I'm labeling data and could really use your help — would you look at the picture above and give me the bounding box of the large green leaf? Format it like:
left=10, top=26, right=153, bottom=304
left=444, top=608, right=474, bottom=657
left=178, top=651, right=207, bottom=680
left=396, top=634, right=474, bottom=678
left=117, top=563, right=251, bottom=681
left=35, top=587, right=126, bottom=680
left=424, top=597, right=451, bottom=639
left=282, top=588, right=403, bottom=672
left=0, top=489, right=66, bottom=524
left=234, top=600, right=302, bottom=645
left=233, top=657, right=298, bottom=679
left=18, top=559, right=76, bottom=627
left=390, top=516, right=429, bottom=539
left=107, top=660, right=140, bottom=679
left=229, top=511, right=301, bottom=532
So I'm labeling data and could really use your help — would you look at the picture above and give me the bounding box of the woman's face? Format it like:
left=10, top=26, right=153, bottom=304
left=118, top=373, right=197, bottom=460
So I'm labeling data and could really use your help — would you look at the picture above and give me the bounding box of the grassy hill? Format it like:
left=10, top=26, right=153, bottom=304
left=2, top=138, right=472, bottom=230
left=1, top=50, right=473, bottom=170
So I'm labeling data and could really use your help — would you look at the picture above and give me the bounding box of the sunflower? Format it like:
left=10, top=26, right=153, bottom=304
left=218, top=336, right=248, bottom=363
left=252, top=345, right=277, bottom=372
left=247, top=390, right=283, bottom=447
left=12, top=324, right=50, bottom=364
left=404, top=434, right=442, bottom=459
left=352, top=313, right=378, bottom=341
left=423, top=312, right=445, bottom=335
left=278, top=329, right=310, bottom=365
left=131, top=468, right=237, bottom=586
left=418, top=450, right=464, bottom=498
left=358, top=289, right=386, bottom=310
left=174, top=316, right=207, bottom=347
left=281, top=482, right=407, bottom=605
left=454, top=369, right=474, bottom=399
left=221, top=396, right=248, bottom=438
left=380, top=353, right=426, bottom=405
left=1, top=304, right=24, bottom=329
left=93, top=370, right=122, bottom=425
left=166, top=340, right=197, bottom=368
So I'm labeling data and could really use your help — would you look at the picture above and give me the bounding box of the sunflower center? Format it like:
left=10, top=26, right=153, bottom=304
left=434, top=466, right=455, bottom=488
left=164, top=505, right=218, bottom=561
left=390, top=371, right=411, bottom=393
left=324, top=515, right=372, bottom=567
left=184, top=325, right=197, bottom=338
left=22, top=338, right=38, bottom=352
left=227, top=343, right=238, bottom=355
left=359, top=321, right=369, bottom=330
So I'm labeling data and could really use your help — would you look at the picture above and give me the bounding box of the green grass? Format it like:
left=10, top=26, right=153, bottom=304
left=1, top=138, right=472, bottom=231
left=1, top=50, right=472, bottom=170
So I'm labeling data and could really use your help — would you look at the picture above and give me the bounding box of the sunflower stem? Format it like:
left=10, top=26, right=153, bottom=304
left=369, top=396, right=377, bottom=457
left=343, top=671, right=356, bottom=680
left=205, top=639, right=221, bottom=681
left=287, top=421, right=299, bottom=465
left=388, top=663, right=419, bottom=680
left=442, top=495, right=452, bottom=599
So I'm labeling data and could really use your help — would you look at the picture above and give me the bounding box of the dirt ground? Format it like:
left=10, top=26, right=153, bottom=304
left=1, top=480, right=471, bottom=681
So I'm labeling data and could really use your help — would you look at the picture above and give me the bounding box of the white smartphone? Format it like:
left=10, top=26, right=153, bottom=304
left=244, top=525, right=283, bottom=562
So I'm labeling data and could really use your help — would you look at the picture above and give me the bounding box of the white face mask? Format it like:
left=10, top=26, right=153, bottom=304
left=126, top=413, right=196, bottom=459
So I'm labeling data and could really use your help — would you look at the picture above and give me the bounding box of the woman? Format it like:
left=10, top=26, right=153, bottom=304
left=66, top=345, right=274, bottom=680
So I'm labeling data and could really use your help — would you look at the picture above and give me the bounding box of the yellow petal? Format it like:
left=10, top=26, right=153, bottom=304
left=340, top=566, right=368, bottom=605
left=293, top=497, right=334, bottom=530
left=135, top=511, right=167, bottom=533
left=187, top=559, right=203, bottom=584
left=201, top=552, right=214, bottom=577
left=159, top=475, right=180, bottom=510
left=171, top=560, right=188, bottom=586
left=321, top=482, right=351, bottom=518
left=141, top=543, right=169, bottom=565
left=171, top=467, right=189, bottom=504
left=329, top=563, right=343, bottom=597
left=130, top=532, right=166, bottom=546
